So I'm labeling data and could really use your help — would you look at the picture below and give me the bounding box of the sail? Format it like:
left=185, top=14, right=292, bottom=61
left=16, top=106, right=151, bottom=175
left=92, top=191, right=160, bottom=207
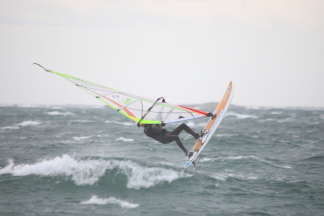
left=34, top=64, right=209, bottom=124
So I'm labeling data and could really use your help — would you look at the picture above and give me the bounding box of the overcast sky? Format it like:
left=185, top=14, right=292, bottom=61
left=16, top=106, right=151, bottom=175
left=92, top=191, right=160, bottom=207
left=1, top=0, right=323, bottom=108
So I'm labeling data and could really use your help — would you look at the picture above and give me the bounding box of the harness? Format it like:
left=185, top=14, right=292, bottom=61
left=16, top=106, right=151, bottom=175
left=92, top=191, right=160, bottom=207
left=144, top=125, right=167, bottom=142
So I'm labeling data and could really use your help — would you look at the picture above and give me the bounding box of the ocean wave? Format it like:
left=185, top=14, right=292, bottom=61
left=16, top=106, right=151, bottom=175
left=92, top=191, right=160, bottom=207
left=277, top=118, right=294, bottom=123
left=1, top=126, right=20, bottom=130
left=81, top=195, right=139, bottom=208
left=186, top=122, right=195, bottom=127
left=46, top=111, right=74, bottom=116
left=17, top=121, right=43, bottom=127
left=183, top=122, right=206, bottom=128
left=199, top=156, right=291, bottom=169
left=70, top=120, right=93, bottom=123
left=257, top=118, right=277, bottom=123
left=0, top=155, right=191, bottom=189
left=210, top=170, right=301, bottom=185
left=215, top=133, right=233, bottom=137
left=1, top=121, right=42, bottom=130
left=301, top=155, right=324, bottom=162
left=211, top=171, right=259, bottom=182
left=226, top=113, right=258, bottom=119
left=232, top=156, right=292, bottom=169
left=271, top=111, right=282, bottom=115
left=199, top=158, right=214, bottom=162
left=73, top=136, right=91, bottom=141
left=105, top=120, right=134, bottom=126
left=116, top=137, right=134, bottom=142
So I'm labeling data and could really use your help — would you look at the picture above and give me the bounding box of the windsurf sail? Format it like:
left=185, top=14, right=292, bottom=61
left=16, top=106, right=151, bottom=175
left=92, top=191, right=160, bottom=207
left=34, top=63, right=210, bottom=124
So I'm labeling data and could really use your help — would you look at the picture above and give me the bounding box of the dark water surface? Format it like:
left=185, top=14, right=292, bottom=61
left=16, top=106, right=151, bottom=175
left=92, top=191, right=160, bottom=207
left=0, top=106, right=323, bottom=216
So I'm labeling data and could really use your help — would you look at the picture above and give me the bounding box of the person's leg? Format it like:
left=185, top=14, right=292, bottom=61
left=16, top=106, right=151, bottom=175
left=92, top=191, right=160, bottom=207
left=162, top=134, right=188, bottom=156
left=173, top=136, right=188, bottom=156
left=171, top=123, right=199, bottom=139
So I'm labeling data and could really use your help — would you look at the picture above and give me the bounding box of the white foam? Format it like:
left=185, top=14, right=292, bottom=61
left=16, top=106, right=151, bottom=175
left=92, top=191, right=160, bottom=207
left=105, top=120, right=134, bottom=126
left=277, top=118, right=294, bottom=123
left=70, top=120, right=93, bottom=123
left=186, top=122, right=195, bottom=127
left=0, top=155, right=107, bottom=185
left=200, top=158, right=213, bottom=162
left=118, top=160, right=191, bottom=189
left=226, top=156, right=249, bottom=160
left=17, top=121, right=42, bottom=127
left=226, top=113, right=258, bottom=119
left=81, top=195, right=139, bottom=208
left=1, top=126, right=20, bottom=130
left=257, top=118, right=277, bottom=123
left=73, top=136, right=91, bottom=141
left=271, top=111, right=282, bottom=115
left=0, top=159, right=15, bottom=173
left=0, top=155, right=191, bottom=188
left=211, top=171, right=259, bottom=182
left=47, top=111, right=74, bottom=116
left=198, top=156, right=248, bottom=163
left=215, top=134, right=233, bottom=137
left=116, top=137, right=134, bottom=142
left=1, top=121, right=42, bottom=130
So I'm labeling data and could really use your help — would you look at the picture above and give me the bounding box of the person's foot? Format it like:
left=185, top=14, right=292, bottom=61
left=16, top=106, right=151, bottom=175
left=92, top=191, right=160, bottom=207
left=194, top=133, right=200, bottom=139
left=185, top=150, right=189, bottom=156
left=199, top=130, right=208, bottom=137
left=187, top=151, right=194, bottom=158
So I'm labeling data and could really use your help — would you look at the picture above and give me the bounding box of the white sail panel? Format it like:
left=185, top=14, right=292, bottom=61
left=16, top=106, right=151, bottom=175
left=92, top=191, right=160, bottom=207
left=35, top=64, right=209, bottom=124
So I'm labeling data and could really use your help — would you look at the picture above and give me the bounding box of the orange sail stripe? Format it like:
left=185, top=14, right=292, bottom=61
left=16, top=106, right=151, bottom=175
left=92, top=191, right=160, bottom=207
left=179, top=106, right=209, bottom=116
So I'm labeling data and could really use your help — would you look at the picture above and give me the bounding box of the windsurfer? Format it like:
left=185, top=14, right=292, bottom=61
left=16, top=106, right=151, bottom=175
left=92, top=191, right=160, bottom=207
left=138, top=123, right=200, bottom=156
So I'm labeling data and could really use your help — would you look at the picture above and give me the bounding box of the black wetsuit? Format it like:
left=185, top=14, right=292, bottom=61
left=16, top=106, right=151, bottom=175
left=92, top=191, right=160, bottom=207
left=143, top=123, right=199, bottom=155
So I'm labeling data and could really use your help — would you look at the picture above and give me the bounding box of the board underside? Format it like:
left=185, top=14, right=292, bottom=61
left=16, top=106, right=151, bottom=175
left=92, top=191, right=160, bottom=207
left=184, top=81, right=234, bottom=168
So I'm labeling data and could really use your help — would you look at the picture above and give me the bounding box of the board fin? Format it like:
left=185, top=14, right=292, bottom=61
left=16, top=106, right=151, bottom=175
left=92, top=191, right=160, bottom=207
left=192, top=161, right=196, bottom=170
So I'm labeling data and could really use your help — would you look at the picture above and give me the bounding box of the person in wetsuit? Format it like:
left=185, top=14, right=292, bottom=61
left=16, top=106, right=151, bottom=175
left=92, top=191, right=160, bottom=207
left=139, top=123, right=200, bottom=156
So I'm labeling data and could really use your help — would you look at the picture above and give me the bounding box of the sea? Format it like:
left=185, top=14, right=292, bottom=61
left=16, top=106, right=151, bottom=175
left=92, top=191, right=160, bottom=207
left=0, top=105, right=323, bottom=216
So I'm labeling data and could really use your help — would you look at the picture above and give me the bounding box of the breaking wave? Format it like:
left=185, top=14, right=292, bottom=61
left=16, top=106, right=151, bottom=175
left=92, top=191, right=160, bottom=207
left=73, top=136, right=91, bottom=141
left=116, top=137, right=134, bottom=142
left=47, top=111, right=74, bottom=116
left=17, top=121, right=43, bottom=127
left=0, top=155, right=191, bottom=189
left=105, top=120, right=134, bottom=126
left=1, top=126, right=19, bottom=130
left=1, top=121, right=42, bottom=130
left=81, top=195, right=139, bottom=208
left=226, top=113, right=258, bottom=119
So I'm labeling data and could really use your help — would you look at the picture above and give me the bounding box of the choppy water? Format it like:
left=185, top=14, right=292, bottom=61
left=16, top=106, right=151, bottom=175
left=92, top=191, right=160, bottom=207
left=0, top=105, right=323, bottom=216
